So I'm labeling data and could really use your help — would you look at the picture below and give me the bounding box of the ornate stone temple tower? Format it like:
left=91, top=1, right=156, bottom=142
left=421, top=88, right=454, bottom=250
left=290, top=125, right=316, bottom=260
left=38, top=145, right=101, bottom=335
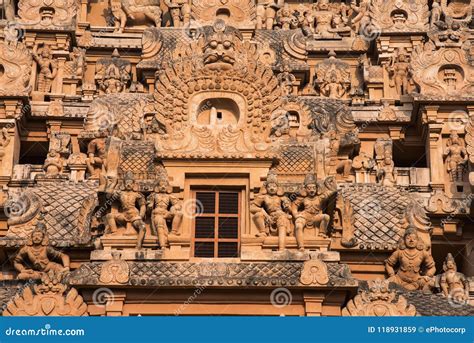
left=0, top=0, right=473, bottom=316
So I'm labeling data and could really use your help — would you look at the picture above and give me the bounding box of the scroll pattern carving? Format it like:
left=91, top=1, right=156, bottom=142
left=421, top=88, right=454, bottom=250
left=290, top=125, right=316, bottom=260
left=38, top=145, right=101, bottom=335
left=192, top=0, right=256, bottom=26
left=411, top=42, right=474, bottom=98
left=0, top=41, right=32, bottom=96
left=18, top=0, right=78, bottom=27
left=369, top=0, right=429, bottom=32
left=150, top=20, right=282, bottom=155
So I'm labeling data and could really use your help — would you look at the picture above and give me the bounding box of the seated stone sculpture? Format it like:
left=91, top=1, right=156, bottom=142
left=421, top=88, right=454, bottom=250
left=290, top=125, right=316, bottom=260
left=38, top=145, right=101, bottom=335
left=250, top=172, right=292, bottom=251
left=439, top=253, right=469, bottom=304
left=292, top=174, right=336, bottom=250
left=385, top=228, right=436, bottom=291
left=13, top=222, right=70, bottom=280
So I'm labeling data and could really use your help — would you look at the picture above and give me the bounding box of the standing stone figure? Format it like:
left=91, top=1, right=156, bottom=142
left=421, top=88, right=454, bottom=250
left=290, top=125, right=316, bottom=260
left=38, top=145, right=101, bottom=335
left=256, top=0, right=283, bottom=30
left=13, top=222, right=70, bottom=280
left=439, top=253, right=469, bottom=304
left=33, top=44, right=57, bottom=93
left=147, top=176, right=183, bottom=248
left=86, top=131, right=108, bottom=186
left=350, top=0, right=370, bottom=34
left=251, top=172, right=292, bottom=251
left=387, top=48, right=412, bottom=96
left=385, top=228, right=436, bottom=291
left=1, top=0, right=15, bottom=21
left=444, top=131, right=468, bottom=182
left=165, top=0, right=191, bottom=27
left=105, top=172, right=147, bottom=249
left=375, top=139, right=396, bottom=186
left=292, top=174, right=336, bottom=250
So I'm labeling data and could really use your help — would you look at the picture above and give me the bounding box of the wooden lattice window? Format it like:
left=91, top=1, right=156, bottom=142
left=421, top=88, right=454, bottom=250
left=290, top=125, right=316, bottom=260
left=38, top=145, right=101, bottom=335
left=192, top=190, right=240, bottom=258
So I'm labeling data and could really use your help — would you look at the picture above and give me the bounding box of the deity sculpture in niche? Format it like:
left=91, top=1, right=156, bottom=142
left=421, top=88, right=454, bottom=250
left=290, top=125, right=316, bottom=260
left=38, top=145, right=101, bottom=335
left=276, top=4, right=298, bottom=30
left=95, top=49, right=131, bottom=95
left=13, top=222, right=70, bottom=280
left=439, top=253, right=469, bottom=304
left=43, top=150, right=64, bottom=177
left=444, top=131, right=468, bottom=182
left=375, top=138, right=396, bottom=186
left=387, top=48, right=413, bottom=97
left=385, top=228, right=436, bottom=291
left=313, top=0, right=335, bottom=37
left=292, top=174, right=337, bottom=251
left=277, top=64, right=296, bottom=96
left=147, top=175, right=183, bottom=248
left=250, top=172, right=292, bottom=251
left=33, top=44, right=57, bottom=93
left=109, top=0, right=162, bottom=33
left=105, top=172, right=147, bottom=249
left=314, top=51, right=351, bottom=99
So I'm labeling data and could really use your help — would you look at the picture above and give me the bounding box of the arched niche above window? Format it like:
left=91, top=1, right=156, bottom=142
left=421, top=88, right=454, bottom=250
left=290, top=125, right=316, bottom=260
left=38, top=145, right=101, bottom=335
left=196, top=98, right=241, bottom=126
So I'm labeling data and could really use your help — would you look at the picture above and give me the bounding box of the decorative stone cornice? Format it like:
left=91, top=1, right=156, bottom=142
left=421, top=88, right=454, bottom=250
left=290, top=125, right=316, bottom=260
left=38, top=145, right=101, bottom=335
left=70, top=261, right=357, bottom=289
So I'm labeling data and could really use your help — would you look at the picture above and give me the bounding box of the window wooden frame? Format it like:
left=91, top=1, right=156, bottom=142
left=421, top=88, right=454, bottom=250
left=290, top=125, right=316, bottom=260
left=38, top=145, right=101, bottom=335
left=191, top=188, right=241, bottom=258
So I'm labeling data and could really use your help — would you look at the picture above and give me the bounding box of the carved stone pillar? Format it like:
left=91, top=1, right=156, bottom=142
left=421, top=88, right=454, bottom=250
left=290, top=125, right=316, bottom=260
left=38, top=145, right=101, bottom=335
left=303, top=291, right=325, bottom=316
left=53, top=55, right=68, bottom=94
left=79, top=0, right=89, bottom=22
left=424, top=106, right=444, bottom=188
left=105, top=290, right=126, bottom=316
left=467, top=106, right=474, bottom=190
left=0, top=120, right=20, bottom=182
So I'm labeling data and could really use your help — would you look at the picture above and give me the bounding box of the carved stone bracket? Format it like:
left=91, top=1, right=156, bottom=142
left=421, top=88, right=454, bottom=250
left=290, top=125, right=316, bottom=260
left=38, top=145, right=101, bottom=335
left=342, top=279, right=417, bottom=316
left=299, top=259, right=329, bottom=286
left=98, top=252, right=130, bottom=285
left=3, top=275, right=87, bottom=316
left=426, top=189, right=457, bottom=214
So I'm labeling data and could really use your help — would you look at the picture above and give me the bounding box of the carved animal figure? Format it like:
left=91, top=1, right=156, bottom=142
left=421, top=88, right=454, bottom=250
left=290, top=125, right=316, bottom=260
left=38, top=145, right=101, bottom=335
left=110, top=0, right=162, bottom=33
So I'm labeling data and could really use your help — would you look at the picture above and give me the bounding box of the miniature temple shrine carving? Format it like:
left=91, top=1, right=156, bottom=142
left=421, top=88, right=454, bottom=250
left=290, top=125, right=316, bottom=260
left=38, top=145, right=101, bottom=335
left=0, top=0, right=472, bottom=317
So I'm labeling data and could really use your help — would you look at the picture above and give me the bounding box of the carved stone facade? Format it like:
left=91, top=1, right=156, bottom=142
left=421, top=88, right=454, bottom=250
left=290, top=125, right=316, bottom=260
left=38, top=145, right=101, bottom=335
left=0, top=0, right=472, bottom=317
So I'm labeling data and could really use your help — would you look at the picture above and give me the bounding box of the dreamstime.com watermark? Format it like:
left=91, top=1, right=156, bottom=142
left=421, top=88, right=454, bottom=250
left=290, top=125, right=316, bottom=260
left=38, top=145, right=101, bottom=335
left=4, top=324, right=85, bottom=337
